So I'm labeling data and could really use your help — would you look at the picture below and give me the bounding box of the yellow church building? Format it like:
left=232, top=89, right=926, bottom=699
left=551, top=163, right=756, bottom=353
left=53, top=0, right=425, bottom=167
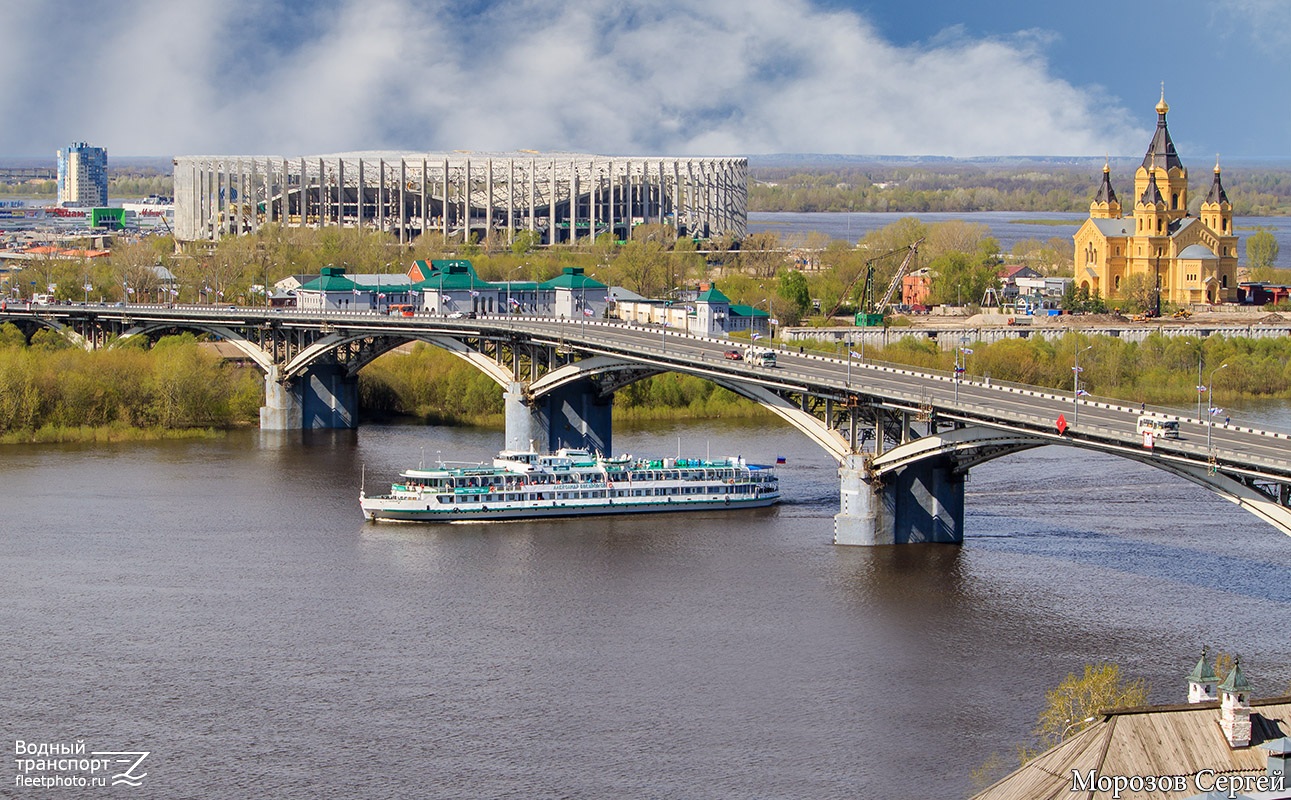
left=1073, top=91, right=1238, bottom=307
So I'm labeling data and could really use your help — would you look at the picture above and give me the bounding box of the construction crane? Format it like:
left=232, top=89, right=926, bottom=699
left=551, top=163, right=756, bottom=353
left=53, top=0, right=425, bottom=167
left=828, top=238, right=923, bottom=325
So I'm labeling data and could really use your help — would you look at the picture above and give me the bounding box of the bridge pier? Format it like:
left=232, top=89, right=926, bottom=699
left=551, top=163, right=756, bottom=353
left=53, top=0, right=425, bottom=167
left=834, top=455, right=964, bottom=545
left=260, top=364, right=359, bottom=430
left=504, top=382, right=540, bottom=451
left=834, top=455, right=881, bottom=545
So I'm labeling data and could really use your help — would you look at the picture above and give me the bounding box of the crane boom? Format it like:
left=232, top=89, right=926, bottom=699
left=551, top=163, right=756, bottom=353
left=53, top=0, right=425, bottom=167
left=874, top=238, right=922, bottom=313
left=827, top=238, right=923, bottom=319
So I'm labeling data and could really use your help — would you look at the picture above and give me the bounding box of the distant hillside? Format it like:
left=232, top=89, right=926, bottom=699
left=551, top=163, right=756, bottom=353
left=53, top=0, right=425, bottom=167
left=747, top=156, right=1291, bottom=216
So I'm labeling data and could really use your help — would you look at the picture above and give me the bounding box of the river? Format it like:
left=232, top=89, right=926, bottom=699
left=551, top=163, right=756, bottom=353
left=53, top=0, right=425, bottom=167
left=749, top=210, right=1291, bottom=268
left=2, top=409, right=1290, bottom=798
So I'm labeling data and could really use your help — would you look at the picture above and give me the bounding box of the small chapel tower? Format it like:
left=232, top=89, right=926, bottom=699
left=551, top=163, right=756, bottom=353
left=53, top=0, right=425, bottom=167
left=1186, top=647, right=1218, bottom=703
left=1219, top=658, right=1253, bottom=748
left=1201, top=157, right=1234, bottom=238
left=1090, top=160, right=1121, bottom=220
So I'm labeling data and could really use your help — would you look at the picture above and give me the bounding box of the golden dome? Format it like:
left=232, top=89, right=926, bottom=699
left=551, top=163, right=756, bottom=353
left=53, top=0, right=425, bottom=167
left=1156, top=84, right=1169, bottom=115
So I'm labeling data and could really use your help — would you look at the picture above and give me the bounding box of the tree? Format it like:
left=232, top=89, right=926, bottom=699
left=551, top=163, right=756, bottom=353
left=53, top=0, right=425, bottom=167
left=927, top=251, right=998, bottom=306
left=1121, top=273, right=1156, bottom=314
left=617, top=239, right=667, bottom=298
left=510, top=229, right=541, bottom=255
left=1030, top=663, right=1147, bottom=754
left=777, top=270, right=810, bottom=324
left=738, top=232, right=782, bottom=278
left=1247, top=229, right=1280, bottom=271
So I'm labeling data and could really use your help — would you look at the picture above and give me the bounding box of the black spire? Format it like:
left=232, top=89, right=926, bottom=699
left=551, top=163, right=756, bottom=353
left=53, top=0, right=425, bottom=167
left=1142, top=87, right=1183, bottom=171
left=1205, top=158, right=1229, bottom=205
left=1094, top=162, right=1118, bottom=205
left=1140, top=165, right=1164, bottom=206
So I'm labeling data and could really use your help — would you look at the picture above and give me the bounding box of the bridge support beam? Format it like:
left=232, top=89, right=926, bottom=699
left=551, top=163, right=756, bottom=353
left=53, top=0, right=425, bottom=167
left=533, top=378, right=613, bottom=455
left=883, top=457, right=964, bottom=544
left=259, top=364, right=359, bottom=430
left=834, top=455, right=964, bottom=545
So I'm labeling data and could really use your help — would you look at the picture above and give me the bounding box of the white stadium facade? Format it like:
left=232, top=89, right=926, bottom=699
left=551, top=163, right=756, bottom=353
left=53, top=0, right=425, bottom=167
left=172, top=152, right=747, bottom=244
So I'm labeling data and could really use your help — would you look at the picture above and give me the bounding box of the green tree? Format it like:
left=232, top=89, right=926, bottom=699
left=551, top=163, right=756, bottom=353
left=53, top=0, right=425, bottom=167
left=1247, top=229, right=1280, bottom=271
left=508, top=229, right=539, bottom=254
left=1120, top=273, right=1156, bottom=314
left=927, top=251, right=998, bottom=306
left=777, top=269, right=811, bottom=323
left=1028, top=663, right=1148, bottom=756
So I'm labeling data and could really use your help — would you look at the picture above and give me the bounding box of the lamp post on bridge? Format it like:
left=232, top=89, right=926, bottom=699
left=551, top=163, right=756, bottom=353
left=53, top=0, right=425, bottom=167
left=507, top=265, right=524, bottom=315
left=1073, top=344, right=1093, bottom=424
left=1207, top=363, right=1229, bottom=451
left=953, top=335, right=970, bottom=403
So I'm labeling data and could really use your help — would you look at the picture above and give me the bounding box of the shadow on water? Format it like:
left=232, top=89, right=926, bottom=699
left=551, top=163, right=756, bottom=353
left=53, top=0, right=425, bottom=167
left=971, top=518, right=1291, bottom=605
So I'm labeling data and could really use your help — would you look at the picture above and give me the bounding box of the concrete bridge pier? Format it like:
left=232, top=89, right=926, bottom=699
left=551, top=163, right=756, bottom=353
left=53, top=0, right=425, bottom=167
left=504, top=381, right=540, bottom=452
left=834, top=455, right=881, bottom=545
left=834, top=455, right=965, bottom=545
left=260, top=367, right=301, bottom=430
left=260, top=364, right=359, bottom=430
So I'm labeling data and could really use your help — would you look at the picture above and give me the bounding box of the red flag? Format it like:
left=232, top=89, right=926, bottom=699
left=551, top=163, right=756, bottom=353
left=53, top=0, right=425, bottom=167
left=1055, top=414, right=1068, bottom=435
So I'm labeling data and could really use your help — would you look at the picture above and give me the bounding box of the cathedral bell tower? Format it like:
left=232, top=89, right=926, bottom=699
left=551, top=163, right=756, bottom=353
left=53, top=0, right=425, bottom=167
left=1201, top=157, right=1234, bottom=237
left=1090, top=160, right=1121, bottom=220
left=1134, top=87, right=1188, bottom=225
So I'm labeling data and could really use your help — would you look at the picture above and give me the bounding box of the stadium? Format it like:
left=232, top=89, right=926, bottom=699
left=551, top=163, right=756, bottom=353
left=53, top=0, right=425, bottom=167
left=172, top=152, right=747, bottom=244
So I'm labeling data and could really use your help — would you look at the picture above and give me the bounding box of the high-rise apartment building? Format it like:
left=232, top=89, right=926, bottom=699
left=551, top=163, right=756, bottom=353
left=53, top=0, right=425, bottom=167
left=57, top=142, right=108, bottom=207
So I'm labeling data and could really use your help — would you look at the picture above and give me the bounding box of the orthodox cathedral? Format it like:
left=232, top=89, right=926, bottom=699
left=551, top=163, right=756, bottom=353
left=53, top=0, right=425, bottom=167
left=1073, top=90, right=1238, bottom=306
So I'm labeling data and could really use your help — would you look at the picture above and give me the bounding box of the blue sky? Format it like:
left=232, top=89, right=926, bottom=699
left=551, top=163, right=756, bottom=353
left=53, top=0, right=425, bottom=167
left=2, top=0, right=1287, bottom=160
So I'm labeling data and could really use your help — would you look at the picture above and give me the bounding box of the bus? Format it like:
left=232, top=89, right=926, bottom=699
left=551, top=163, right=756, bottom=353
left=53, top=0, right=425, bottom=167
left=1136, top=416, right=1180, bottom=439
left=746, top=348, right=777, bottom=368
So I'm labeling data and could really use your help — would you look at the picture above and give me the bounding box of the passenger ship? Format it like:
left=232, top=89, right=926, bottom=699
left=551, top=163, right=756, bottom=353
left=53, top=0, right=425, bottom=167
left=359, top=447, right=780, bottom=522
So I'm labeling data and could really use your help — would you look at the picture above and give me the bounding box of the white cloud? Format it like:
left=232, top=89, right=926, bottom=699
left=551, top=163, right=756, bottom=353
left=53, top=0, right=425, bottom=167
left=0, top=0, right=1144, bottom=157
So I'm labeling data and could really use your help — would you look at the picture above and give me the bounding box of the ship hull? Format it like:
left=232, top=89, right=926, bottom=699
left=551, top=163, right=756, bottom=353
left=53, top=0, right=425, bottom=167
left=360, top=492, right=779, bottom=523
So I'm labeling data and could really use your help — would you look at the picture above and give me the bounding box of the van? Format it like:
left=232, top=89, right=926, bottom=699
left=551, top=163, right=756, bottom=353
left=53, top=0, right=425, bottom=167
left=1136, top=416, right=1180, bottom=439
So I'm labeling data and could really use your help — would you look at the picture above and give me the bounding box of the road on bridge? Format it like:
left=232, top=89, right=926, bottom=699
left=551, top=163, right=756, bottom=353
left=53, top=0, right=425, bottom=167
left=9, top=303, right=1291, bottom=485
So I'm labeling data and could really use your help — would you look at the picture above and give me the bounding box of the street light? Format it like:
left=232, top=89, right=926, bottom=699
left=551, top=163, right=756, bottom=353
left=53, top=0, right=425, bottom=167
left=1196, top=355, right=1206, bottom=420
left=1073, top=344, right=1093, bottom=423
left=954, top=336, right=971, bottom=403
left=1207, top=363, right=1229, bottom=451
left=507, top=265, right=524, bottom=314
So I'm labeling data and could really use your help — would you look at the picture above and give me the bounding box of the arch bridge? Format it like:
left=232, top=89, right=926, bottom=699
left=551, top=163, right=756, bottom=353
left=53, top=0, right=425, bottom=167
left=5, top=304, right=1291, bottom=546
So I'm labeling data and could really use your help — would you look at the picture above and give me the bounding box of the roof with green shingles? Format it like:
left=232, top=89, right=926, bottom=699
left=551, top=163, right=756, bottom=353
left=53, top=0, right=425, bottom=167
left=300, top=266, right=358, bottom=292
left=1218, top=660, right=1252, bottom=693
left=1187, top=651, right=1218, bottom=684
left=696, top=285, right=730, bottom=304
left=539, top=267, right=606, bottom=290
left=412, top=261, right=500, bottom=292
left=728, top=304, right=769, bottom=318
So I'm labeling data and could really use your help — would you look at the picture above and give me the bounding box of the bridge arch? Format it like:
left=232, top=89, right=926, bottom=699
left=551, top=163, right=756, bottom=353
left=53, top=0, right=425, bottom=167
left=0, top=311, right=91, bottom=349
left=280, top=332, right=513, bottom=387
left=869, top=424, right=1291, bottom=539
left=116, top=323, right=277, bottom=372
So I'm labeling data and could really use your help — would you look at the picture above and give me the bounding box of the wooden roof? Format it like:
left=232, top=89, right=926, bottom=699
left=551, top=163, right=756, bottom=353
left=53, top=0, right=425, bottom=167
left=973, top=696, right=1291, bottom=800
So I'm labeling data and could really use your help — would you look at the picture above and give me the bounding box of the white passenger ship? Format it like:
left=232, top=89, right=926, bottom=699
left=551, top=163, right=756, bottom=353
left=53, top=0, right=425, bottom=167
left=360, top=447, right=780, bottom=522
